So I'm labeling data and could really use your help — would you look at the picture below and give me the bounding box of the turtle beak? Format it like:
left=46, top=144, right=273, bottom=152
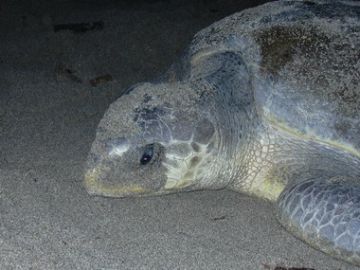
left=84, top=165, right=149, bottom=197
left=83, top=166, right=102, bottom=195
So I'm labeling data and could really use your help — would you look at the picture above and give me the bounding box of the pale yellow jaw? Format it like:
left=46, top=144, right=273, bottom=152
left=84, top=167, right=148, bottom=197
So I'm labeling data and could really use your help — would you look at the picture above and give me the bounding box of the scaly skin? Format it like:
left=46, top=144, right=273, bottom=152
left=278, top=179, right=360, bottom=265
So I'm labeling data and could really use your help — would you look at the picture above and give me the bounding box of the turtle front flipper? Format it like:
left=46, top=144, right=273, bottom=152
left=277, top=178, right=360, bottom=265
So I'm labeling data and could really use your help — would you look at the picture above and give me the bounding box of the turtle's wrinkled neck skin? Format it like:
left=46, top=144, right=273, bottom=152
left=231, top=121, right=360, bottom=202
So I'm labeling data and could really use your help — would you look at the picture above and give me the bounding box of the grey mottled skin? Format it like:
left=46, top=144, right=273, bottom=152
left=85, top=0, right=360, bottom=266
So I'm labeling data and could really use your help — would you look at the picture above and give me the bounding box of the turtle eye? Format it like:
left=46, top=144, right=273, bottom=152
left=140, top=144, right=154, bottom=165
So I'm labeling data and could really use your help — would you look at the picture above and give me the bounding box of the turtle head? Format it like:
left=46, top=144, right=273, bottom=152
left=84, top=82, right=217, bottom=198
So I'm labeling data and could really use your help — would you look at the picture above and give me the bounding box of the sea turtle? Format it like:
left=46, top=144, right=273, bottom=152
left=84, top=0, right=360, bottom=266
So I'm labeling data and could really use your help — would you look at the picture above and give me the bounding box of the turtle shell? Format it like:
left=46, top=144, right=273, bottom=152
left=189, top=0, right=360, bottom=154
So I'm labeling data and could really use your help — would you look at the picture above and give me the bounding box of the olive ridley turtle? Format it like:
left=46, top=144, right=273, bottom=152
left=84, top=0, right=360, bottom=266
